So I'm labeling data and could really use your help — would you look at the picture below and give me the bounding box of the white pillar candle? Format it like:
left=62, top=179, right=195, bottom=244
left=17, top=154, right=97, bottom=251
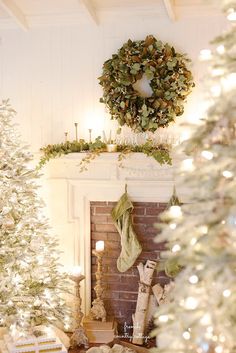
left=95, top=240, right=104, bottom=252
left=71, top=265, right=82, bottom=276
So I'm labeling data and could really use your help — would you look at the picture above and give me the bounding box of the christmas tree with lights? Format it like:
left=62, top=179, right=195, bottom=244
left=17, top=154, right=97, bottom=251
left=154, top=1, right=236, bottom=352
left=0, top=100, right=70, bottom=338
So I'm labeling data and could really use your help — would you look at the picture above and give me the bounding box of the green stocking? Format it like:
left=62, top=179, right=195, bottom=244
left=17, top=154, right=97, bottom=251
left=111, top=192, right=142, bottom=272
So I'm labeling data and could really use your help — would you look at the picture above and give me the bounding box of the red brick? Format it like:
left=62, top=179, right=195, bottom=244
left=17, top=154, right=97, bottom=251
left=103, top=274, right=121, bottom=282
left=146, top=207, right=163, bottom=216
left=107, top=215, right=115, bottom=223
left=107, top=232, right=120, bottom=241
left=133, top=224, right=147, bottom=234
left=104, top=240, right=120, bottom=250
left=90, top=201, right=108, bottom=206
left=95, top=206, right=113, bottom=215
left=133, top=202, right=157, bottom=207
left=119, top=292, right=138, bottom=301
left=103, top=291, right=120, bottom=300
left=91, top=215, right=108, bottom=224
left=95, top=224, right=117, bottom=232
left=133, top=216, right=158, bottom=225
left=133, top=208, right=145, bottom=215
left=91, top=232, right=108, bottom=240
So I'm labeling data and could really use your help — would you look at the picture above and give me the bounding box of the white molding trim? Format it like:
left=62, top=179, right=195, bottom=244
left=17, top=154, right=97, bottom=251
left=0, top=0, right=28, bottom=30
left=162, top=0, right=176, bottom=21
left=80, top=0, right=99, bottom=25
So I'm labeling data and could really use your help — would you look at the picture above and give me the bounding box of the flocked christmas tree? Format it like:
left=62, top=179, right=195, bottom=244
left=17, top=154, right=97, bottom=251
left=154, top=1, right=236, bottom=352
left=0, top=100, right=71, bottom=338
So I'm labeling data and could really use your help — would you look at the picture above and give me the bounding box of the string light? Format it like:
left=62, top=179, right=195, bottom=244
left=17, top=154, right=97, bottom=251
left=200, top=314, right=211, bottom=326
left=159, top=315, right=169, bottom=322
left=183, top=331, right=191, bottom=340
left=216, top=45, right=225, bottom=54
left=223, top=289, right=231, bottom=297
left=212, top=68, right=224, bottom=77
left=210, top=85, right=221, bottom=97
left=199, top=49, right=212, bottom=61
left=190, top=237, right=197, bottom=245
left=215, top=346, right=223, bottom=353
left=169, top=205, right=182, bottom=218
left=199, top=225, right=208, bottom=234
left=172, top=244, right=181, bottom=253
left=181, top=158, right=195, bottom=172
left=189, top=275, right=199, bottom=284
left=169, top=223, right=177, bottom=230
left=222, top=170, right=233, bottom=178
left=227, top=7, right=236, bottom=21
left=184, top=297, right=198, bottom=310
left=201, top=150, right=214, bottom=160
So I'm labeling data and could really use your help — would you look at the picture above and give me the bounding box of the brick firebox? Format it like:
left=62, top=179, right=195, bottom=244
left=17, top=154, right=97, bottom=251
left=90, top=201, right=170, bottom=336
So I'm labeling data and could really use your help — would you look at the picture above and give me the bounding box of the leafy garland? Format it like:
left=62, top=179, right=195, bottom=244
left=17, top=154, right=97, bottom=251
left=99, top=35, right=194, bottom=133
left=38, top=137, right=172, bottom=172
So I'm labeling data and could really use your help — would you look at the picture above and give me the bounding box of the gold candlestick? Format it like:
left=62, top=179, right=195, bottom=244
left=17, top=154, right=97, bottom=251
left=88, top=129, right=92, bottom=143
left=70, top=274, right=89, bottom=348
left=89, top=249, right=107, bottom=322
left=74, top=122, right=78, bottom=142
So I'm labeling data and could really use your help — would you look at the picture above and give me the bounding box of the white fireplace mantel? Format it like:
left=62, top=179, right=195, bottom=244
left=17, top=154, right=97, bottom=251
left=42, top=152, right=188, bottom=314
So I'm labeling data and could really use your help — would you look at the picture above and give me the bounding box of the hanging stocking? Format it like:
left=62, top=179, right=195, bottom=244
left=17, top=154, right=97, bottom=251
left=111, top=191, right=142, bottom=273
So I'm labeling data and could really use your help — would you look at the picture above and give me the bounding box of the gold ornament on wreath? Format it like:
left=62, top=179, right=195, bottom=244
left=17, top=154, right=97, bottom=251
left=99, top=35, right=195, bottom=133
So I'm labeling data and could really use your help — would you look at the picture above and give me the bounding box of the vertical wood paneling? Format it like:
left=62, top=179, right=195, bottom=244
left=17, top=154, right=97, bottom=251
left=0, top=15, right=226, bottom=152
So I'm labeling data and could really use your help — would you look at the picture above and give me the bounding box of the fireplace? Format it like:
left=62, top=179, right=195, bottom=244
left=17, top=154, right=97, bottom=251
left=90, top=201, right=171, bottom=334
left=42, top=152, right=187, bottom=318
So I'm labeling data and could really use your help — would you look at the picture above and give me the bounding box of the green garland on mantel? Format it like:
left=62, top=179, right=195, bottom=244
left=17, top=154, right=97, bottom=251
left=38, top=137, right=172, bottom=172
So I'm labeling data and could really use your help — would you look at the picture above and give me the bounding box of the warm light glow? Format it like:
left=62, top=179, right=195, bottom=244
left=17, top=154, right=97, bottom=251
left=200, top=314, right=211, bottom=326
left=199, top=225, right=208, bottom=234
left=183, top=331, right=191, bottom=340
left=199, top=49, right=212, bottom=61
left=223, top=289, right=231, bottom=297
left=95, top=240, right=105, bottom=252
left=180, top=129, right=191, bottom=142
left=172, top=244, right=181, bottom=253
left=169, top=205, right=182, bottom=218
left=184, top=297, right=198, bottom=310
left=215, top=346, right=223, bottom=353
left=222, top=170, right=233, bottom=178
left=189, top=275, right=199, bottom=284
left=159, top=315, right=169, bottom=322
left=223, top=73, right=236, bottom=91
left=216, top=45, right=225, bottom=54
left=71, top=265, right=82, bottom=277
left=210, top=85, right=221, bottom=97
left=169, top=223, right=177, bottom=230
left=201, top=150, right=213, bottom=160
left=211, top=68, right=224, bottom=77
left=190, top=237, right=197, bottom=245
left=227, top=8, right=236, bottom=21
left=181, top=158, right=195, bottom=172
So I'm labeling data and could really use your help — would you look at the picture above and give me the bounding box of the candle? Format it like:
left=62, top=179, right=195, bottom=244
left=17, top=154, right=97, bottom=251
left=88, top=128, right=92, bottom=143
left=71, top=265, right=82, bottom=276
left=95, top=240, right=104, bottom=252
left=74, top=122, right=78, bottom=142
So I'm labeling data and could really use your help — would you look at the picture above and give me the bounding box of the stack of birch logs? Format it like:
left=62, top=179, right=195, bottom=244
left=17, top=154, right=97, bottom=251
left=132, top=260, right=174, bottom=345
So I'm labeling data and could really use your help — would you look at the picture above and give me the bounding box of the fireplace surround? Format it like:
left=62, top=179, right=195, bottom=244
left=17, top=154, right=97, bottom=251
left=42, top=152, right=187, bottom=316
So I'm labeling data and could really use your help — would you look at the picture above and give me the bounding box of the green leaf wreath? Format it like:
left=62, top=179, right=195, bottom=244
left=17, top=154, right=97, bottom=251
left=99, top=35, right=195, bottom=133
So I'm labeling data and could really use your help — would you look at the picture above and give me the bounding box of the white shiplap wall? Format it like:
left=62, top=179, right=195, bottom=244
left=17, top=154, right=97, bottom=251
left=0, top=14, right=227, bottom=152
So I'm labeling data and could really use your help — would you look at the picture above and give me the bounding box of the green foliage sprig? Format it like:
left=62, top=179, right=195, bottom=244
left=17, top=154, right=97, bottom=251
left=99, top=35, right=194, bottom=133
left=38, top=137, right=172, bottom=171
